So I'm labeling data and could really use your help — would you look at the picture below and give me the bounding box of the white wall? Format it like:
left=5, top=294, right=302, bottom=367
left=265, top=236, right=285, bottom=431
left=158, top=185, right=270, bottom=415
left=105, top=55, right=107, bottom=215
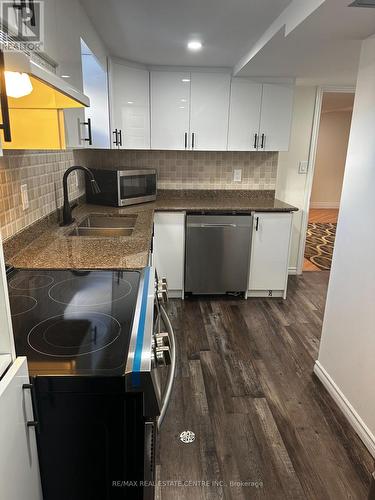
left=310, top=109, right=352, bottom=208
left=275, top=86, right=316, bottom=272
left=316, top=35, right=375, bottom=456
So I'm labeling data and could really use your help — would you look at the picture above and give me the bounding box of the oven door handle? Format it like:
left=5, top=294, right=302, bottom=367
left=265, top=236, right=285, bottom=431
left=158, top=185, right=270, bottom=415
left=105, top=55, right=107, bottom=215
left=157, top=304, right=176, bottom=429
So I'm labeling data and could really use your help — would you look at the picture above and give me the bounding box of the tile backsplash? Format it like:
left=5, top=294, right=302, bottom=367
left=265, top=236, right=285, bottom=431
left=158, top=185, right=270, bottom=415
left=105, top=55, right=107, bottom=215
left=73, top=149, right=278, bottom=191
left=0, top=148, right=278, bottom=241
left=0, top=150, right=84, bottom=241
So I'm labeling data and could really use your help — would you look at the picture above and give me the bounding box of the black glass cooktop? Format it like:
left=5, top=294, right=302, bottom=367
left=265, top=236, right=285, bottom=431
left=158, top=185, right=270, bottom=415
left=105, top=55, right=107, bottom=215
left=8, top=269, right=141, bottom=376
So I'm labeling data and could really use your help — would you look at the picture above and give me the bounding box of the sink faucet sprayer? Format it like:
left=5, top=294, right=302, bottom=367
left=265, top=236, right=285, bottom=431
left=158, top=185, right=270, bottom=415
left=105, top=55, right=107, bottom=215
left=60, top=166, right=101, bottom=226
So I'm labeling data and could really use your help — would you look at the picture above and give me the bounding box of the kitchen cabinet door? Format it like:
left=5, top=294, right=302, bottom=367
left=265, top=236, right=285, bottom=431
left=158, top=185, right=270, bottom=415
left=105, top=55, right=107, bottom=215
left=249, top=212, right=292, bottom=298
left=153, top=212, right=185, bottom=298
left=81, top=41, right=110, bottom=148
left=258, top=84, right=294, bottom=152
left=228, top=79, right=262, bottom=151
left=0, top=357, right=43, bottom=500
left=190, top=73, right=231, bottom=151
left=109, top=61, right=150, bottom=149
left=150, top=71, right=190, bottom=150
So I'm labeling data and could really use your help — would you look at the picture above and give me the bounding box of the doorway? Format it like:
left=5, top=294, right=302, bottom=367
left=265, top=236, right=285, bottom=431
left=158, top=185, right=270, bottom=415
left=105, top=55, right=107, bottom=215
left=303, top=91, right=354, bottom=272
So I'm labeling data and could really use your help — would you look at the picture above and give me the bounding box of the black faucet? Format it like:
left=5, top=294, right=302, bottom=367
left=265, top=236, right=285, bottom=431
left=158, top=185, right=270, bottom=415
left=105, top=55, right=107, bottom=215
left=60, top=165, right=101, bottom=226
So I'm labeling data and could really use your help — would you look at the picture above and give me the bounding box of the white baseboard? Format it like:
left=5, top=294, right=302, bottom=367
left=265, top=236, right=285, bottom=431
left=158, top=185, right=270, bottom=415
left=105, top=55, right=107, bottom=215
left=310, top=201, right=340, bottom=209
left=288, top=267, right=298, bottom=275
left=314, top=361, right=375, bottom=457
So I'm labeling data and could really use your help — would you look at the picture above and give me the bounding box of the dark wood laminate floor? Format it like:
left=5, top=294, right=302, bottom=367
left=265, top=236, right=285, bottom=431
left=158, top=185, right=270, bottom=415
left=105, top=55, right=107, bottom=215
left=157, top=272, right=373, bottom=500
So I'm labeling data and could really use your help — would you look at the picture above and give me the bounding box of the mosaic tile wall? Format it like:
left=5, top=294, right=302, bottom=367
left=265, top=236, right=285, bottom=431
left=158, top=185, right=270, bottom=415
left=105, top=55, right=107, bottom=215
left=0, top=150, right=84, bottom=240
left=73, top=149, right=278, bottom=191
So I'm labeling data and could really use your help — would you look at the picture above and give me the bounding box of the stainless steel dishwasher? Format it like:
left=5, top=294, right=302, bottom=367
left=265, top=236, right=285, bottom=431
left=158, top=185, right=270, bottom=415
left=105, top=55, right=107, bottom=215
left=185, top=214, right=253, bottom=295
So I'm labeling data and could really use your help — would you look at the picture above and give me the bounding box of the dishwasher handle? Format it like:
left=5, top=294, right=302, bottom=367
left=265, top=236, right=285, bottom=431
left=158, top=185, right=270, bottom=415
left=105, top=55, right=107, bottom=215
left=188, top=223, right=238, bottom=228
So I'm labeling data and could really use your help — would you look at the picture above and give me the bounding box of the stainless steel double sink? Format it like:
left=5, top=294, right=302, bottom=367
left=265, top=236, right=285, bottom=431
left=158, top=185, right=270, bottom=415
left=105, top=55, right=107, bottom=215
left=67, top=214, right=137, bottom=238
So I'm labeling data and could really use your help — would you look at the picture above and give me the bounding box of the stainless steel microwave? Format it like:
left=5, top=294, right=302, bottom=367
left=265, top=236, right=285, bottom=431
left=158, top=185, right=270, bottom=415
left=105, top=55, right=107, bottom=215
left=86, top=168, right=157, bottom=207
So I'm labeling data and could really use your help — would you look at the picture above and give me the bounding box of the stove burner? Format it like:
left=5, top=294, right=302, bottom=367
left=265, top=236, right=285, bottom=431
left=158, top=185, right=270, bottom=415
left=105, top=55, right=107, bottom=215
left=27, top=312, right=121, bottom=357
left=9, top=295, right=37, bottom=316
left=10, top=274, right=54, bottom=291
left=48, top=273, right=133, bottom=307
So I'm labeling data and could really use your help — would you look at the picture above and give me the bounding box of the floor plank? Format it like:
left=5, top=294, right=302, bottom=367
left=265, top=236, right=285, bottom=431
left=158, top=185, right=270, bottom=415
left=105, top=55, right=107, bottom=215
left=157, top=272, right=373, bottom=499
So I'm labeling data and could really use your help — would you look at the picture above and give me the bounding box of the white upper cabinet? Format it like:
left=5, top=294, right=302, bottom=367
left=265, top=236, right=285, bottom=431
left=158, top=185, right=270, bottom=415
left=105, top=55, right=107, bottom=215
left=259, top=83, right=294, bottom=152
left=109, top=61, right=150, bottom=149
left=228, top=79, right=262, bottom=151
left=150, top=72, right=191, bottom=150
left=190, top=73, right=231, bottom=151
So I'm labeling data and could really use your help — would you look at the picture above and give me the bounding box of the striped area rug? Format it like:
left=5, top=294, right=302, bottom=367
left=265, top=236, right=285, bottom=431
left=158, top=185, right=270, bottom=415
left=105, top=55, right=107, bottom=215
left=304, top=222, right=337, bottom=271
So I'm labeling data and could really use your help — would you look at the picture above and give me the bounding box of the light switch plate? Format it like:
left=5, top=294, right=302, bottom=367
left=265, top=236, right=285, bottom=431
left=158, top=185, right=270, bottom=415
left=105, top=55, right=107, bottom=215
left=233, top=169, right=242, bottom=182
left=20, top=184, right=29, bottom=210
left=299, top=161, right=308, bottom=174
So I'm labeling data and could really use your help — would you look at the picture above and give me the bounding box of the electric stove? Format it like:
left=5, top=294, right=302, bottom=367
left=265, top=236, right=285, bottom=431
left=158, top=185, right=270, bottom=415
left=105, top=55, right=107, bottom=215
left=6, top=267, right=174, bottom=500
left=8, top=268, right=141, bottom=377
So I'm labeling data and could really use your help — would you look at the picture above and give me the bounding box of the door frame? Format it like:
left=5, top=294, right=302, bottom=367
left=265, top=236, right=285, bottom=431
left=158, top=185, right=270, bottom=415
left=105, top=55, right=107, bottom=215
left=296, top=85, right=355, bottom=274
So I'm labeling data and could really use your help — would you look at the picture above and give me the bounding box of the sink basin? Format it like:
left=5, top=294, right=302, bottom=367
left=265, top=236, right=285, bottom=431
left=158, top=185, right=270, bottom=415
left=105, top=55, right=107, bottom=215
left=67, top=214, right=137, bottom=238
left=67, top=227, right=134, bottom=237
left=77, top=214, right=137, bottom=229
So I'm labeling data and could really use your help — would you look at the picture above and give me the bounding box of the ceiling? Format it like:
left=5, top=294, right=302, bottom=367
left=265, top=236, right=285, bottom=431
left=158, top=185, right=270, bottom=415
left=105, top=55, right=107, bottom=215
left=80, top=0, right=375, bottom=85
left=79, top=0, right=292, bottom=67
left=235, top=0, right=375, bottom=85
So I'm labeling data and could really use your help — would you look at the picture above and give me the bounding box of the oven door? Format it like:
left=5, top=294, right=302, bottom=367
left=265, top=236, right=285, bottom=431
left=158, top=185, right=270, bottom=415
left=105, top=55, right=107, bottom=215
left=118, top=170, right=157, bottom=206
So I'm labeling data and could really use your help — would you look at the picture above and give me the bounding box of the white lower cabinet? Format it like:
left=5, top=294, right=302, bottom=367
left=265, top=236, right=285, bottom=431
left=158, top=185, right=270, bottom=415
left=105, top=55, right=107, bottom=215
left=0, top=357, right=43, bottom=500
left=153, top=212, right=185, bottom=298
left=248, top=212, right=293, bottom=298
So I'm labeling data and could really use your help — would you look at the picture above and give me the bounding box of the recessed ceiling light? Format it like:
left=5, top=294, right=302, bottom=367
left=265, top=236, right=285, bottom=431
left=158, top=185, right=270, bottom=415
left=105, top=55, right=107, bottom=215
left=182, top=78, right=190, bottom=83
left=61, top=75, right=70, bottom=78
left=127, top=101, right=134, bottom=104
left=187, top=40, right=202, bottom=51
left=179, top=106, right=185, bottom=109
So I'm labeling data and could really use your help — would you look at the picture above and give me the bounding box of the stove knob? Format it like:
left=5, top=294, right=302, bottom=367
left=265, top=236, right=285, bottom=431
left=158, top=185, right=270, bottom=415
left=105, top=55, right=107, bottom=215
left=155, top=332, right=170, bottom=348
left=151, top=350, right=157, bottom=369
left=157, top=288, right=169, bottom=303
left=155, top=346, right=171, bottom=366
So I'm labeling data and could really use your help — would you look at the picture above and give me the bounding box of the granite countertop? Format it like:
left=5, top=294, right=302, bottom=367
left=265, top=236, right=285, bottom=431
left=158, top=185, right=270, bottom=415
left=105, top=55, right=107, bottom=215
left=155, top=189, right=298, bottom=212
left=3, top=190, right=298, bottom=270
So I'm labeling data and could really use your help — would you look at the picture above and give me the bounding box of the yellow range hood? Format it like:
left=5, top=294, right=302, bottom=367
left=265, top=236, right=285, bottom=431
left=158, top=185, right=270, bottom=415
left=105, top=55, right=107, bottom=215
left=1, top=51, right=90, bottom=150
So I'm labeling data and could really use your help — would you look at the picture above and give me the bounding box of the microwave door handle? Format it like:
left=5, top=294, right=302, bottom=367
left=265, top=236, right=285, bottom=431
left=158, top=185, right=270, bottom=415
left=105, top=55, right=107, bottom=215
left=157, top=304, right=176, bottom=430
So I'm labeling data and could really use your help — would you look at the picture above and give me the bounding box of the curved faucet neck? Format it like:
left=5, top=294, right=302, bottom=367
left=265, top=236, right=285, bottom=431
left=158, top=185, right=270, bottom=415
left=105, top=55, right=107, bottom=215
left=60, top=165, right=96, bottom=226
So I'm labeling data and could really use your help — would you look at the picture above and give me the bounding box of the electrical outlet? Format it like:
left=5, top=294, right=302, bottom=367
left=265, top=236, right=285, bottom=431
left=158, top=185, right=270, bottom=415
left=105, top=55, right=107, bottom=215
left=73, top=171, right=79, bottom=188
left=298, top=161, right=308, bottom=174
left=20, top=184, right=29, bottom=210
left=233, top=169, right=242, bottom=182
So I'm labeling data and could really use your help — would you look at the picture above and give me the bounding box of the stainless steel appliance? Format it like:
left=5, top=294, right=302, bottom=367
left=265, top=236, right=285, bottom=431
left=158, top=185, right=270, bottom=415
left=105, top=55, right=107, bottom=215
left=8, top=267, right=175, bottom=500
left=185, top=214, right=253, bottom=294
left=86, top=168, right=157, bottom=207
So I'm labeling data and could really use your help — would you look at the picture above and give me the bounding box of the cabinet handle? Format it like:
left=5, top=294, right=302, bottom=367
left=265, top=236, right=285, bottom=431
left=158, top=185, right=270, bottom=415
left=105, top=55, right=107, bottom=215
left=184, top=132, right=188, bottom=149
left=82, top=118, right=92, bottom=145
left=255, top=217, right=259, bottom=231
left=254, top=133, right=258, bottom=149
left=260, top=133, right=265, bottom=149
left=191, top=132, right=195, bottom=149
left=118, top=129, right=122, bottom=147
left=113, top=129, right=118, bottom=146
left=0, top=50, right=11, bottom=142
left=22, top=383, right=40, bottom=434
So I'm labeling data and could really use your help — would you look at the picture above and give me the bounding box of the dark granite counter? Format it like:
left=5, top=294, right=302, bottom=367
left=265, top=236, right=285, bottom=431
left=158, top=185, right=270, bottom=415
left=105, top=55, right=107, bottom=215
left=3, top=190, right=297, bottom=270
left=155, top=189, right=298, bottom=212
